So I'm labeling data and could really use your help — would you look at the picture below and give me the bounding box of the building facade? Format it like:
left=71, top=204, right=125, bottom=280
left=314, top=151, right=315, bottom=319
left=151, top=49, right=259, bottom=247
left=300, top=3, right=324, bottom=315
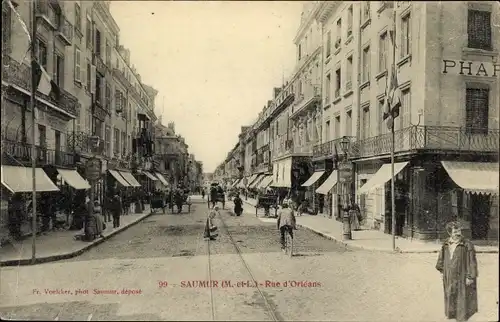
left=217, top=0, right=499, bottom=243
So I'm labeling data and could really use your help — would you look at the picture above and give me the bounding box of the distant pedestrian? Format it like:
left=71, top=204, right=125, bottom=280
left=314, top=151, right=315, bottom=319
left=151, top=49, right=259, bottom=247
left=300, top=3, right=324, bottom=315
left=111, top=194, right=122, bottom=229
left=201, top=189, right=205, bottom=199
left=436, top=220, right=478, bottom=322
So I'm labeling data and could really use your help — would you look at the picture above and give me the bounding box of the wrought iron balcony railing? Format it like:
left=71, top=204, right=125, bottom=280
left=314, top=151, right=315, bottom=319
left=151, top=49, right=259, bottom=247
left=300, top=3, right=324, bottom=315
left=66, top=131, right=105, bottom=155
left=56, top=14, right=73, bottom=45
left=350, top=126, right=500, bottom=159
left=2, top=139, right=74, bottom=167
left=313, top=136, right=357, bottom=159
left=3, top=55, right=80, bottom=117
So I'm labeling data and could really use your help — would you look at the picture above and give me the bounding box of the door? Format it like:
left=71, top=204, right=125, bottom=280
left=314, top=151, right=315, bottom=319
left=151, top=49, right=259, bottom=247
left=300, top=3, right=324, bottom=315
left=471, top=194, right=490, bottom=240
left=55, top=130, right=61, bottom=164
left=38, top=125, right=47, bottom=162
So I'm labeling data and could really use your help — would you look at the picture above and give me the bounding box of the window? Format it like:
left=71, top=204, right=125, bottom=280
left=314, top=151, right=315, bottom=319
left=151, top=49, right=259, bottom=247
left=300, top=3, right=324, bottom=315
left=399, top=88, right=411, bottom=130
left=127, top=134, right=131, bottom=153
left=378, top=98, right=388, bottom=135
left=362, top=46, right=370, bottom=82
left=95, top=75, right=102, bottom=102
left=105, top=126, right=111, bottom=156
left=325, top=121, right=330, bottom=141
left=86, top=15, right=92, bottom=48
left=334, top=116, right=341, bottom=138
left=379, top=32, right=388, bottom=72
left=362, top=106, right=370, bottom=139
left=346, top=56, right=353, bottom=90
left=114, top=128, right=120, bottom=155
left=53, top=54, right=64, bottom=87
left=74, top=3, right=81, bottom=32
left=86, top=60, right=91, bottom=89
left=326, top=31, right=332, bottom=57
left=335, top=68, right=341, bottom=97
left=38, top=125, right=46, bottom=147
left=347, top=6, right=353, bottom=36
left=95, top=29, right=101, bottom=55
left=106, top=40, right=111, bottom=66
left=362, top=2, right=371, bottom=22
left=298, top=44, right=302, bottom=60
left=2, top=6, right=11, bottom=54
left=121, top=132, right=126, bottom=155
left=401, top=13, right=411, bottom=57
left=346, top=110, right=352, bottom=136
left=105, top=84, right=111, bottom=111
left=467, top=10, right=492, bottom=50
left=94, top=119, right=103, bottom=138
left=74, top=46, right=81, bottom=82
left=36, top=39, right=47, bottom=70
left=465, top=88, right=489, bottom=134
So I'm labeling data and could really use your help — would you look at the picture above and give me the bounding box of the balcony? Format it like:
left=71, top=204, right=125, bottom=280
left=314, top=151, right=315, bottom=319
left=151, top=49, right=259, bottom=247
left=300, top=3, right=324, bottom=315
left=2, top=139, right=74, bottom=167
left=2, top=55, right=80, bottom=118
left=36, top=0, right=58, bottom=30
left=313, top=136, right=356, bottom=160
left=56, top=14, right=73, bottom=46
left=293, top=144, right=314, bottom=155
left=350, top=126, right=500, bottom=159
left=66, top=131, right=105, bottom=156
left=291, top=85, right=321, bottom=119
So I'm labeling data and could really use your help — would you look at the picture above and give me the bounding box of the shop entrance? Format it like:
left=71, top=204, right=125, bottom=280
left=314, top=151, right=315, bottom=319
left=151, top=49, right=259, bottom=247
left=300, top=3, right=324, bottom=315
left=470, top=194, right=491, bottom=240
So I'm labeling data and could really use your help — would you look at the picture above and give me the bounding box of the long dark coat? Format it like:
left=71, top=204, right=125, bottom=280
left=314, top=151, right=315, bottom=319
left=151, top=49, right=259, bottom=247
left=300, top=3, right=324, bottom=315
left=435, top=238, right=478, bottom=321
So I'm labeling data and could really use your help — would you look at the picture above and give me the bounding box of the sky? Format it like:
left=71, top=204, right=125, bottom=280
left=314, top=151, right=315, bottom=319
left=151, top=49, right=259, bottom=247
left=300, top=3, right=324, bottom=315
left=110, top=1, right=304, bottom=173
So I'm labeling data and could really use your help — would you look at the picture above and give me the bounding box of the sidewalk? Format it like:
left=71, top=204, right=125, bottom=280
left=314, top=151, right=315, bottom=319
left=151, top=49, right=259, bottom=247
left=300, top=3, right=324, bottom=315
left=242, top=198, right=499, bottom=254
left=0, top=205, right=153, bottom=267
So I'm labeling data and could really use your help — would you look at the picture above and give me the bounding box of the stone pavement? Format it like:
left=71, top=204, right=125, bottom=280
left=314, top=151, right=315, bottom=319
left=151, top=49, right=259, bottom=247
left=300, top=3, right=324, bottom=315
left=241, top=198, right=499, bottom=254
left=0, top=205, right=153, bottom=266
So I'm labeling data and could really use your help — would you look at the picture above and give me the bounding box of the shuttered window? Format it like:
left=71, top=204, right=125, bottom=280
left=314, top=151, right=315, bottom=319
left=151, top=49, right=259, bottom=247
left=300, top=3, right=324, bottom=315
left=465, top=88, right=489, bottom=134
left=468, top=10, right=492, bottom=50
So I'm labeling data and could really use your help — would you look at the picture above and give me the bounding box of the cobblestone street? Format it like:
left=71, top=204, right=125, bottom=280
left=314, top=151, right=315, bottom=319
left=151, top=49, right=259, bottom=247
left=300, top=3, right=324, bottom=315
left=0, top=199, right=497, bottom=321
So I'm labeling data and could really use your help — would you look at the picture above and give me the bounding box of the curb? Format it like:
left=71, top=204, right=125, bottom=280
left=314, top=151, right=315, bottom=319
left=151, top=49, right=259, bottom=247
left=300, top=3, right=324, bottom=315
left=0, top=212, right=155, bottom=267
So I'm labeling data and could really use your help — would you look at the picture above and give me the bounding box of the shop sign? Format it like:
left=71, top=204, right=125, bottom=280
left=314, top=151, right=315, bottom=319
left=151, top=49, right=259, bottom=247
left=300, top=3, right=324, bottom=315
left=86, top=157, right=102, bottom=181
left=442, top=59, right=500, bottom=77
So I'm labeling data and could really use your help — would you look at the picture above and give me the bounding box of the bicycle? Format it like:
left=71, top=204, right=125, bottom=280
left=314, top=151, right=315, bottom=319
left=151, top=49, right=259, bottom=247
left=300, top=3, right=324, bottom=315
left=283, top=226, right=294, bottom=257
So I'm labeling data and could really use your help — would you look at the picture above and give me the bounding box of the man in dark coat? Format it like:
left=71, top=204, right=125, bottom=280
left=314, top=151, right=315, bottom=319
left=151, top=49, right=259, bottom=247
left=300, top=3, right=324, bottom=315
left=436, top=221, right=478, bottom=322
left=111, top=194, right=122, bottom=228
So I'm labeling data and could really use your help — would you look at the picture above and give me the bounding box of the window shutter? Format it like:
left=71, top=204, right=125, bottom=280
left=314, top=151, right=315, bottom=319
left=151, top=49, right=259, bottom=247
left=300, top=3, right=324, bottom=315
left=74, top=48, right=81, bottom=82
left=466, top=88, right=489, bottom=133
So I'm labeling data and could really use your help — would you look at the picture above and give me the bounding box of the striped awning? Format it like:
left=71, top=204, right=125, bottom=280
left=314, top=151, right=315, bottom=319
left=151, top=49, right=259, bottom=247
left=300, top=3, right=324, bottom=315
left=155, top=173, right=170, bottom=186
left=441, top=161, right=499, bottom=195
left=315, top=170, right=338, bottom=195
left=302, top=171, right=325, bottom=187
left=358, top=162, right=409, bottom=194
left=257, top=175, right=273, bottom=189
left=249, top=174, right=265, bottom=189
left=143, top=171, right=158, bottom=181
left=246, top=174, right=259, bottom=187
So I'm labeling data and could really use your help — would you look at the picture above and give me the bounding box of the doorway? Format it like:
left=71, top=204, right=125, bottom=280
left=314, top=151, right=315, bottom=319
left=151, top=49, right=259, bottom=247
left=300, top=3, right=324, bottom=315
left=470, top=194, right=491, bottom=240
left=54, top=130, right=61, bottom=164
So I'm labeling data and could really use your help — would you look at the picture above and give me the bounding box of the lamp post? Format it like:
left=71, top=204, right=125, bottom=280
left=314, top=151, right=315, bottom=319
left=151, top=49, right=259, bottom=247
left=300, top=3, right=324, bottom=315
left=338, top=136, right=352, bottom=240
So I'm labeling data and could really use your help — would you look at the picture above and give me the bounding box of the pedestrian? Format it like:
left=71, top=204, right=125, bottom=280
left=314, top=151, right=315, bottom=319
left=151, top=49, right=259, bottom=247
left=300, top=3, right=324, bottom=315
left=92, top=199, right=106, bottom=239
left=348, top=201, right=362, bottom=231
left=436, top=220, right=478, bottom=322
left=233, top=193, right=243, bottom=216
left=201, top=189, right=205, bottom=199
left=112, top=194, right=122, bottom=229
left=204, top=205, right=219, bottom=240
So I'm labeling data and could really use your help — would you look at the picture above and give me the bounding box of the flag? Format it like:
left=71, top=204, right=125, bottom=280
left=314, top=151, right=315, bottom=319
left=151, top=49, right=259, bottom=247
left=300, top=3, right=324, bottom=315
left=32, top=60, right=61, bottom=100
left=382, top=65, right=402, bottom=129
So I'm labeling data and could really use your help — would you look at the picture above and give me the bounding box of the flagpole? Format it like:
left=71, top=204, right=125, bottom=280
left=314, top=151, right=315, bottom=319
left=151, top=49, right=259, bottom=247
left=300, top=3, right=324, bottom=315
left=30, top=0, right=38, bottom=264
left=390, top=2, right=397, bottom=252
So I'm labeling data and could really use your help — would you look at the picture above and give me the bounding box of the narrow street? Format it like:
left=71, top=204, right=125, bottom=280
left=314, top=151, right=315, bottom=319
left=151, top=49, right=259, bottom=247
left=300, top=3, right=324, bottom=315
left=0, top=198, right=498, bottom=321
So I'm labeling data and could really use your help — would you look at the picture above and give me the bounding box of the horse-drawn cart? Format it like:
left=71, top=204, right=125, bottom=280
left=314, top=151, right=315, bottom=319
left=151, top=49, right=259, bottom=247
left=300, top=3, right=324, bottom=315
left=151, top=195, right=166, bottom=213
left=255, top=195, right=278, bottom=217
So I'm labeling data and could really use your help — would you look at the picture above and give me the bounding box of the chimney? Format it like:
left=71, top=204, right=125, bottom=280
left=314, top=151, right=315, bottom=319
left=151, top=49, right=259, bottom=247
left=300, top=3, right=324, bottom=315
left=267, top=100, right=272, bottom=108
left=167, top=122, right=175, bottom=133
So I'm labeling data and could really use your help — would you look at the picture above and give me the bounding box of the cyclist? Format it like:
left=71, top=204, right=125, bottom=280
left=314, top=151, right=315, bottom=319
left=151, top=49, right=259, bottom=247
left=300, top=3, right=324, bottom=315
left=277, top=200, right=296, bottom=252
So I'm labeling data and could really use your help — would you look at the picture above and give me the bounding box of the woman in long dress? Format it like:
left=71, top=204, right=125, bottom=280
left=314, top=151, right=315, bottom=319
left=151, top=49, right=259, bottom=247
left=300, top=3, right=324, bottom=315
left=92, top=200, right=105, bottom=238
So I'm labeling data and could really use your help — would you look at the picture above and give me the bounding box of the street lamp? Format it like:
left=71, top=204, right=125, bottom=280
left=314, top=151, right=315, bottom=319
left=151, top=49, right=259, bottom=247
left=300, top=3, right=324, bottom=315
left=336, top=136, right=352, bottom=240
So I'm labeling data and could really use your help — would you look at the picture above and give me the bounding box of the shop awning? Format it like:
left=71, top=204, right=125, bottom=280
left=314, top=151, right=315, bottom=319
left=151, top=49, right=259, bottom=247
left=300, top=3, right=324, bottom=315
left=302, top=171, right=325, bottom=187
left=143, top=171, right=158, bottom=181
left=155, top=173, right=170, bottom=187
left=231, top=178, right=241, bottom=188
left=358, top=162, right=409, bottom=194
left=441, top=161, right=499, bottom=195
left=57, top=169, right=90, bottom=190
left=237, top=178, right=246, bottom=188
left=316, top=170, right=338, bottom=195
left=257, top=175, right=273, bottom=189
left=119, top=171, right=141, bottom=187
left=281, top=159, right=292, bottom=188
left=108, top=170, right=131, bottom=187
left=249, top=174, right=264, bottom=189
left=246, top=174, right=258, bottom=187
left=1, top=165, right=59, bottom=193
